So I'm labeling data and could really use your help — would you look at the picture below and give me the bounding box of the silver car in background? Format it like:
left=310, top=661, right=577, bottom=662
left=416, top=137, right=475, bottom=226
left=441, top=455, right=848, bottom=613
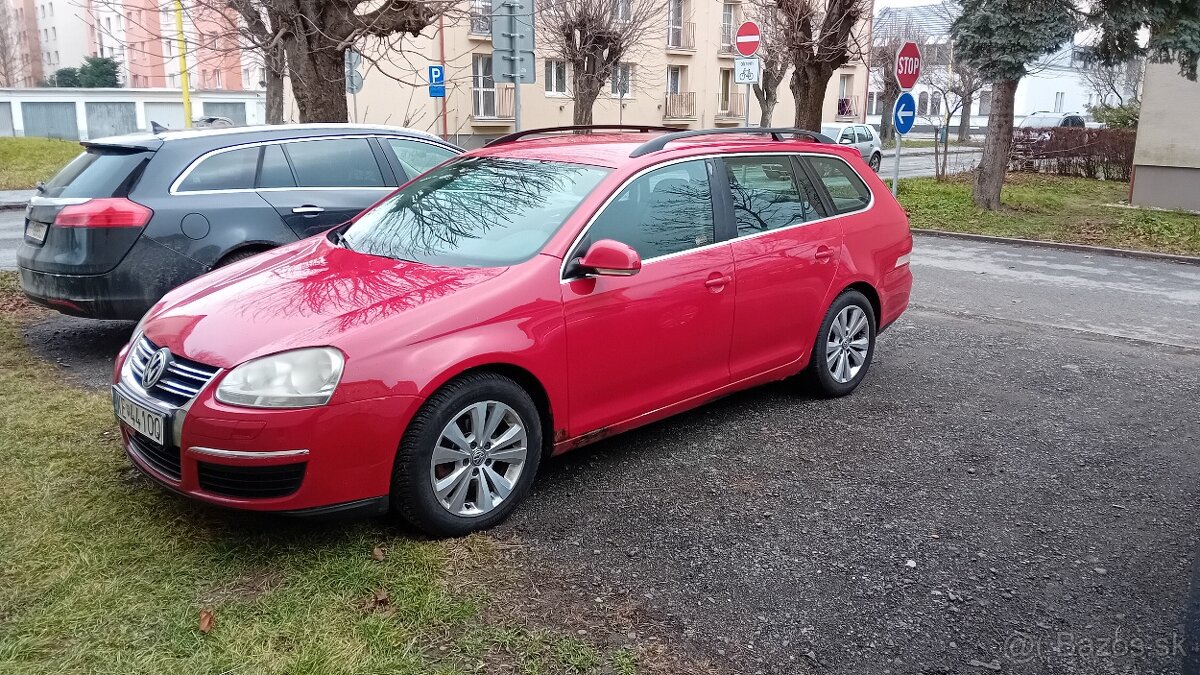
left=822, top=123, right=883, bottom=172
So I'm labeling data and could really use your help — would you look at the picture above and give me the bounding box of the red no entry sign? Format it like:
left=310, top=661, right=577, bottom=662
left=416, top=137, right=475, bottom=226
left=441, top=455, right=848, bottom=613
left=735, top=21, right=761, bottom=57
left=894, top=41, right=922, bottom=90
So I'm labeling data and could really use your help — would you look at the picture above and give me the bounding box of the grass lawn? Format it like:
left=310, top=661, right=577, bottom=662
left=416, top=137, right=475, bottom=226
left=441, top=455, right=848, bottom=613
left=897, top=174, right=1200, bottom=256
left=881, top=138, right=979, bottom=150
left=0, top=137, right=83, bottom=191
left=0, top=273, right=694, bottom=675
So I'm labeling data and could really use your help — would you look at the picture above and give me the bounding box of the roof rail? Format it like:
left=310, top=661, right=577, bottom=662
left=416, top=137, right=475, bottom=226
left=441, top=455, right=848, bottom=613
left=484, top=124, right=687, bottom=148
left=628, top=127, right=834, bottom=158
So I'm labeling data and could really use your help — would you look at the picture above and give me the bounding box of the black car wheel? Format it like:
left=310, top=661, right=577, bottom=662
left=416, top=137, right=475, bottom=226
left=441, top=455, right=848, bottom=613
left=391, top=372, right=543, bottom=537
left=869, top=153, right=882, bottom=172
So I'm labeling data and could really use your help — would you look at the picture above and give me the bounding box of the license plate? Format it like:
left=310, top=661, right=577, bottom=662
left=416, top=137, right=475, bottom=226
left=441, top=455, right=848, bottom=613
left=24, top=220, right=49, bottom=245
left=113, top=389, right=166, bottom=445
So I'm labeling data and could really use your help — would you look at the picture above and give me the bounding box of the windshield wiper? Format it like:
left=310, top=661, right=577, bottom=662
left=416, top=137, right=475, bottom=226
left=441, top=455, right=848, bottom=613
left=330, top=226, right=352, bottom=250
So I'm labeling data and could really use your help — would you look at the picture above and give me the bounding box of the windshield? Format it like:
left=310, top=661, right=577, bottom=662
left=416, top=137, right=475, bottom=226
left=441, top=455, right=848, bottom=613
left=342, top=157, right=609, bottom=267
left=1020, top=116, right=1060, bottom=129
left=821, top=125, right=842, bottom=138
left=41, top=147, right=152, bottom=198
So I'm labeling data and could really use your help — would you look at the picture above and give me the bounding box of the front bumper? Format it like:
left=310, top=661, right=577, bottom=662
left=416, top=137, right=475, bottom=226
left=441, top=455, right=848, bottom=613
left=113, top=366, right=421, bottom=514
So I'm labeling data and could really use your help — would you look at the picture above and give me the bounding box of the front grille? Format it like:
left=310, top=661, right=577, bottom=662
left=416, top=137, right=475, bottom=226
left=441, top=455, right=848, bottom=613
left=129, top=336, right=220, bottom=406
left=128, top=433, right=182, bottom=481
left=197, top=461, right=306, bottom=499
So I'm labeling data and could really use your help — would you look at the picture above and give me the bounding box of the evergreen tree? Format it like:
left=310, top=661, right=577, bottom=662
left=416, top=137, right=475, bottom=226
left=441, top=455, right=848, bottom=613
left=78, top=57, right=121, bottom=88
left=953, top=0, right=1200, bottom=209
left=51, top=67, right=80, bottom=87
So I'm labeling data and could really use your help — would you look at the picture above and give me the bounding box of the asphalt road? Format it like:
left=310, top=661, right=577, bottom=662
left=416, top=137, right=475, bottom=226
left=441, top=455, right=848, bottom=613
left=19, top=235, right=1200, bottom=674
left=0, top=209, right=23, bottom=271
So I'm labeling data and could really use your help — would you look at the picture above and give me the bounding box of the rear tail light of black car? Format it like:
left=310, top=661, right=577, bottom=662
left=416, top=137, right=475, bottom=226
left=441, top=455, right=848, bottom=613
left=54, top=198, right=153, bottom=228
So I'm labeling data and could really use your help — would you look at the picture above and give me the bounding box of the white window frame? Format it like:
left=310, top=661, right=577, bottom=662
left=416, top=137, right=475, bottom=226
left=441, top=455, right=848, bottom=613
left=544, top=59, right=568, bottom=96
left=610, top=62, right=634, bottom=98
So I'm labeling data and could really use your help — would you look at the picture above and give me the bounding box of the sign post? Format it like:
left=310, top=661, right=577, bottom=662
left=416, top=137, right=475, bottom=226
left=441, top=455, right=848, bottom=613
left=890, top=41, right=922, bottom=196
left=735, top=21, right=760, bottom=126
left=492, top=1, right=535, bottom=131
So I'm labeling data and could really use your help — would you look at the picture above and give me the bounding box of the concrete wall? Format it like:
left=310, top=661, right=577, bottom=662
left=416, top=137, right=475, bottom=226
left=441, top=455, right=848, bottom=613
left=1131, top=63, right=1200, bottom=211
left=0, top=87, right=266, bottom=138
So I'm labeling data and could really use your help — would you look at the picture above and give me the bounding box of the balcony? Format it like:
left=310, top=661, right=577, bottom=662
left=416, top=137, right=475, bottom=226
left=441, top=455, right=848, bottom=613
left=663, top=91, right=696, bottom=120
left=468, top=11, right=492, bottom=39
left=472, top=82, right=515, bottom=126
left=836, top=95, right=859, bottom=121
left=666, top=22, right=695, bottom=52
left=718, top=24, right=735, bottom=57
left=715, top=92, right=746, bottom=124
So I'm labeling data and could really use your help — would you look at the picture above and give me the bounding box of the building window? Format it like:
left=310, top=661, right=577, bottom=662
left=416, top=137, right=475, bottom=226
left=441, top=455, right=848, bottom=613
left=612, top=0, right=631, bottom=22
left=720, top=3, right=735, bottom=51
left=545, top=59, right=568, bottom=94
left=169, top=73, right=178, bottom=88
left=979, top=89, right=992, bottom=115
left=718, top=67, right=734, bottom=111
left=213, top=69, right=223, bottom=89
left=667, top=65, right=683, bottom=94
left=1053, top=91, right=1064, bottom=112
left=929, top=94, right=940, bottom=116
left=164, top=39, right=173, bottom=57
left=866, top=91, right=876, bottom=115
left=472, top=53, right=497, bottom=117
left=917, top=91, right=929, bottom=115
left=611, top=62, right=633, bottom=96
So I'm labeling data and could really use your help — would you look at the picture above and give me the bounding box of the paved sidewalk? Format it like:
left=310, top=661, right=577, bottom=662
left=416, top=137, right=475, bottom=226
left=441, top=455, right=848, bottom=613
left=0, top=190, right=34, bottom=211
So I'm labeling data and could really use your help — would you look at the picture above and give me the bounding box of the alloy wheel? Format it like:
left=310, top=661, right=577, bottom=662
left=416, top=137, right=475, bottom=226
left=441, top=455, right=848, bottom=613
left=429, top=400, right=528, bottom=517
left=825, top=305, right=870, bottom=384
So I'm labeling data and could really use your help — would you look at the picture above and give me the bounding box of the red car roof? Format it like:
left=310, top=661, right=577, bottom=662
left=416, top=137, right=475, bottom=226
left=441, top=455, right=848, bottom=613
left=467, top=131, right=856, bottom=169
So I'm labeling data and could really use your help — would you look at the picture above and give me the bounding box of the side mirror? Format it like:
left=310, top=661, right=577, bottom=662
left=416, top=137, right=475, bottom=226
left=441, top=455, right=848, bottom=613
left=839, top=137, right=854, bottom=145
left=579, top=239, right=641, bottom=277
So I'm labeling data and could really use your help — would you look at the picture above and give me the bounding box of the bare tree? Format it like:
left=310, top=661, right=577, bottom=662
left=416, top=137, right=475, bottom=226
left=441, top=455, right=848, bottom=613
left=746, top=0, right=792, bottom=126
left=0, top=0, right=29, bottom=87
left=775, top=0, right=870, bottom=131
left=1079, top=54, right=1144, bottom=106
left=537, top=0, right=662, bottom=125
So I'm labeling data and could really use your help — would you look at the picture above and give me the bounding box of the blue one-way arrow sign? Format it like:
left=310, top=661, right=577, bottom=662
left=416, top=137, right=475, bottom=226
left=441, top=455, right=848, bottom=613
left=893, top=91, right=917, bottom=135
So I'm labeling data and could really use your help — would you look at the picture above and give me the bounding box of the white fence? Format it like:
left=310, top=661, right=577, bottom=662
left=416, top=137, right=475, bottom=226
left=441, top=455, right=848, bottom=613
left=0, top=87, right=267, bottom=140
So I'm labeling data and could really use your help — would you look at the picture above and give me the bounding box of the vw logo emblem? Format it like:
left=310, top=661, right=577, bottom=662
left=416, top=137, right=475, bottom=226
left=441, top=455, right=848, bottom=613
left=141, top=348, right=172, bottom=389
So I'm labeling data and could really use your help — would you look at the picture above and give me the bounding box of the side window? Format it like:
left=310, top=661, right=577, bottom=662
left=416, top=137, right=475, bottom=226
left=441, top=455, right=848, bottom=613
left=282, top=138, right=385, bottom=187
left=177, top=146, right=258, bottom=192
left=806, top=156, right=871, bottom=215
left=257, top=143, right=295, bottom=188
left=856, top=126, right=873, bottom=143
left=724, top=156, right=827, bottom=236
left=585, top=159, right=714, bottom=261
left=384, top=138, right=457, bottom=179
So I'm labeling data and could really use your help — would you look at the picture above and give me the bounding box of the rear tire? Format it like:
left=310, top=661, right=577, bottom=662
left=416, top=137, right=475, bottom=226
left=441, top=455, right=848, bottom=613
left=868, top=153, right=882, bottom=172
left=806, top=289, right=877, bottom=398
left=214, top=247, right=268, bottom=268
left=391, top=372, right=542, bottom=537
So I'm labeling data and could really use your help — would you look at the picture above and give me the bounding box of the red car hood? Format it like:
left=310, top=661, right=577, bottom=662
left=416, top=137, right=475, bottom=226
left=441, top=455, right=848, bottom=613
left=143, top=237, right=507, bottom=369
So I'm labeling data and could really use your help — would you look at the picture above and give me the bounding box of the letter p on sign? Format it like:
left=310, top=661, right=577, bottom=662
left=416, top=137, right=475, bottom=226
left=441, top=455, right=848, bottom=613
left=894, top=41, right=922, bottom=90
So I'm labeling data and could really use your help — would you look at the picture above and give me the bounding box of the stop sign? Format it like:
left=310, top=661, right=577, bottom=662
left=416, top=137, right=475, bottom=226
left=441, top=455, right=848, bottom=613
left=735, top=21, right=761, bottom=57
left=894, top=41, right=922, bottom=90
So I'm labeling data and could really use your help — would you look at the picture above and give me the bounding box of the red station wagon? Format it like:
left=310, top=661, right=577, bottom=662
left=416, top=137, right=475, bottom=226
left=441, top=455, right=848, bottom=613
left=112, top=126, right=913, bottom=536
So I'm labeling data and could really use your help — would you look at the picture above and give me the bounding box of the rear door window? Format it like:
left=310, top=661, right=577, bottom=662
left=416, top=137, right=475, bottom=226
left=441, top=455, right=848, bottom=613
left=257, top=143, right=296, bottom=188
left=724, top=156, right=827, bottom=235
left=177, top=146, right=258, bottom=192
left=383, top=138, right=457, bottom=180
left=855, top=126, right=873, bottom=143
left=282, top=138, right=385, bottom=187
left=42, top=148, right=152, bottom=198
left=805, top=156, right=872, bottom=215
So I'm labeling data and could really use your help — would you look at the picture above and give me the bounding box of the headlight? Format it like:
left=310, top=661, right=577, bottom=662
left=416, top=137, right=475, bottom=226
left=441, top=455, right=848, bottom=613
left=216, top=347, right=345, bottom=408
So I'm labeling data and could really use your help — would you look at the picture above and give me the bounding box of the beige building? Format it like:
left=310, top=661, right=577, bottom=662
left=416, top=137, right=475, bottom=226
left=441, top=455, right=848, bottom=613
left=301, top=2, right=870, bottom=146
left=1130, top=62, right=1200, bottom=212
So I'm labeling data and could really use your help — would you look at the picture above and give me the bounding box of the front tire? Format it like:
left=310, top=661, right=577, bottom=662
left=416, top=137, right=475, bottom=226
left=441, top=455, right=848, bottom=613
left=391, top=372, right=542, bottom=537
left=807, top=289, right=877, bottom=397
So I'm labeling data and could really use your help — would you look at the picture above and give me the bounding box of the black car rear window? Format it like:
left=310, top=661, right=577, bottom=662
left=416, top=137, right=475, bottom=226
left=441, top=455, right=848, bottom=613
left=41, top=147, right=152, bottom=198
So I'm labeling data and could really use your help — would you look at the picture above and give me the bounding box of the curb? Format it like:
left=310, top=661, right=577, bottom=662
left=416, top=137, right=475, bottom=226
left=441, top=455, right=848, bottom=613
left=0, top=203, right=28, bottom=212
left=911, top=228, right=1200, bottom=266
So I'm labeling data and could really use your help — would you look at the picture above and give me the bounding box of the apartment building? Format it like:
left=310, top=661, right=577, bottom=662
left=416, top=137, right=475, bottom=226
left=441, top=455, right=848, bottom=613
left=4, top=0, right=260, bottom=91
left=325, top=0, right=870, bottom=145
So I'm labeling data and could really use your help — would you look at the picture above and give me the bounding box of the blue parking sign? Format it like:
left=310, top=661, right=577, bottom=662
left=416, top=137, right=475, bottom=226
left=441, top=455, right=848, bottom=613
left=428, top=65, right=445, bottom=85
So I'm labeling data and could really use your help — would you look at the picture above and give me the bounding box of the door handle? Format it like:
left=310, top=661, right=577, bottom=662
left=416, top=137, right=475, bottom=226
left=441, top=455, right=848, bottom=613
left=292, top=205, right=325, bottom=215
left=814, top=246, right=835, bottom=262
left=704, top=274, right=733, bottom=289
